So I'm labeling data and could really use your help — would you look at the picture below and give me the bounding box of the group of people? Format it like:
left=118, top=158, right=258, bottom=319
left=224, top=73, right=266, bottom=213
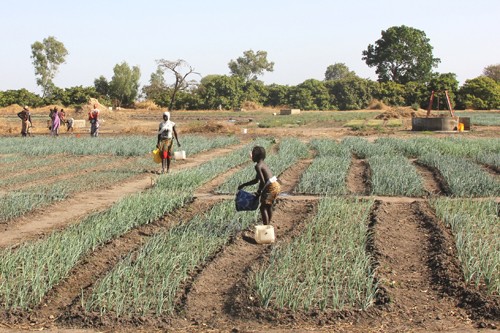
left=16, top=107, right=280, bottom=228
left=48, top=107, right=72, bottom=136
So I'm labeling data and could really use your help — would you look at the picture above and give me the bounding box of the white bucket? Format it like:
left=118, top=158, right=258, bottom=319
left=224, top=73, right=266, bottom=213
left=174, top=151, right=186, bottom=160
left=242, top=128, right=248, bottom=134
left=254, top=225, right=275, bottom=244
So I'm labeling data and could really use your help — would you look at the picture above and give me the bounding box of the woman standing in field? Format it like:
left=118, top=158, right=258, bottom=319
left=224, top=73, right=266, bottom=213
left=51, top=107, right=61, bottom=136
left=157, top=111, right=181, bottom=174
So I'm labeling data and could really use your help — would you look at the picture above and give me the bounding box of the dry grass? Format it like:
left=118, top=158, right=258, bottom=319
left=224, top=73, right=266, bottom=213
left=367, top=99, right=389, bottom=110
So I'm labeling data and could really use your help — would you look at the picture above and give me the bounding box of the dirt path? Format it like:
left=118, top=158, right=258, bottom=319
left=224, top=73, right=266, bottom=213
left=178, top=198, right=316, bottom=331
left=175, top=157, right=316, bottom=331
left=347, top=157, right=368, bottom=195
left=413, top=161, right=445, bottom=196
left=369, top=201, right=476, bottom=332
left=3, top=145, right=250, bottom=329
left=0, top=144, right=245, bottom=249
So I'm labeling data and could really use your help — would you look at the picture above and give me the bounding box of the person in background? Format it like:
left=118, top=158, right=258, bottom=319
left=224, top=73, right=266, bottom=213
left=238, top=146, right=281, bottom=226
left=51, top=107, right=61, bottom=136
left=66, top=117, right=74, bottom=132
left=17, top=106, right=32, bottom=137
left=89, top=104, right=100, bottom=137
left=157, top=111, right=180, bottom=174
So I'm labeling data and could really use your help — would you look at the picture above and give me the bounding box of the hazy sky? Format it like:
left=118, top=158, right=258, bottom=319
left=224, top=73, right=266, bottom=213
left=2, top=0, right=499, bottom=94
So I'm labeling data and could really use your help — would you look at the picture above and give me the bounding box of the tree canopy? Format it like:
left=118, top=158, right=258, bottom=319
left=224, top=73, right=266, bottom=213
left=30, top=36, right=68, bottom=97
left=483, top=64, right=500, bottom=83
left=324, top=63, right=356, bottom=81
left=228, top=50, right=274, bottom=81
left=362, top=25, right=440, bottom=84
left=108, top=62, right=141, bottom=108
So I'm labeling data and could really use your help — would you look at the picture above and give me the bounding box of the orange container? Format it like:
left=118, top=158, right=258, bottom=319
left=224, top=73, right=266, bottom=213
left=458, top=123, right=464, bottom=132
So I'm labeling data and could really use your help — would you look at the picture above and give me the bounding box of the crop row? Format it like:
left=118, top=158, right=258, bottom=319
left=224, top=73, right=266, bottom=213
left=216, top=138, right=309, bottom=194
left=431, top=198, right=499, bottom=294
left=254, top=197, right=375, bottom=311
left=0, top=135, right=239, bottom=156
left=0, top=139, right=268, bottom=310
left=419, top=153, right=499, bottom=197
left=296, top=139, right=351, bottom=195
left=368, top=154, right=425, bottom=196
left=0, top=168, right=138, bottom=223
left=84, top=200, right=258, bottom=316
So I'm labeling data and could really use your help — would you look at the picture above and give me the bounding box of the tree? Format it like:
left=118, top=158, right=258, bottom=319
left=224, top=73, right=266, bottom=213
left=324, top=63, right=356, bottom=81
left=108, top=62, right=141, bottom=108
left=326, top=77, right=375, bottom=110
left=228, top=50, right=274, bottom=81
left=30, top=36, right=68, bottom=97
left=94, top=76, right=110, bottom=99
left=156, top=59, right=199, bottom=111
left=362, top=25, right=440, bottom=84
left=483, top=64, right=500, bottom=83
left=289, top=79, right=330, bottom=110
left=457, top=76, right=500, bottom=110
left=198, top=75, right=245, bottom=109
left=142, top=67, right=167, bottom=102
left=264, top=84, right=291, bottom=107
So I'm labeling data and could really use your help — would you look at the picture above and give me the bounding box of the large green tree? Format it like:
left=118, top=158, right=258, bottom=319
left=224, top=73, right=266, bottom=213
left=324, top=63, right=356, bottom=81
left=108, top=62, right=141, bottom=108
left=457, top=76, right=500, bottom=110
left=30, top=36, right=68, bottom=97
left=362, top=25, right=440, bottom=84
left=483, top=64, right=500, bottom=83
left=198, top=75, right=245, bottom=109
left=228, top=50, right=274, bottom=81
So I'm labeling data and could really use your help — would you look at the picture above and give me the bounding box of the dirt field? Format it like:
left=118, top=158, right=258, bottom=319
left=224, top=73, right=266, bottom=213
left=0, top=107, right=499, bottom=333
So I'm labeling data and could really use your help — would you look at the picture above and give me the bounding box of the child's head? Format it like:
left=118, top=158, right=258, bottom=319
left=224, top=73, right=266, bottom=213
left=251, top=146, right=266, bottom=162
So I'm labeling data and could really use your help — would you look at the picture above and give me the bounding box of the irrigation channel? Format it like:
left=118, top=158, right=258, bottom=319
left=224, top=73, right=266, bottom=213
left=0, top=143, right=498, bottom=333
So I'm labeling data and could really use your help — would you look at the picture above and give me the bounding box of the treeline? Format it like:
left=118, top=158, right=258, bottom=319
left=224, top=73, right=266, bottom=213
left=1, top=73, right=499, bottom=111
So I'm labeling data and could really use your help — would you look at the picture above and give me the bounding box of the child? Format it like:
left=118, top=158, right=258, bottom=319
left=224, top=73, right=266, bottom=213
left=238, top=146, right=280, bottom=225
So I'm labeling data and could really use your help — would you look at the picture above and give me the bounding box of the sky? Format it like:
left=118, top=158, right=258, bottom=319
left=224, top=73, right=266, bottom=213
left=2, top=0, right=499, bottom=95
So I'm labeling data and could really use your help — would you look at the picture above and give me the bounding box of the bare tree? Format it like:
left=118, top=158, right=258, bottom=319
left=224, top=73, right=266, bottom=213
left=156, top=59, right=200, bottom=111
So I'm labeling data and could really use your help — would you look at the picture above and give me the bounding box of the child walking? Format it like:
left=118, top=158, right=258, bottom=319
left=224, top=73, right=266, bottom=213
left=238, top=146, right=280, bottom=225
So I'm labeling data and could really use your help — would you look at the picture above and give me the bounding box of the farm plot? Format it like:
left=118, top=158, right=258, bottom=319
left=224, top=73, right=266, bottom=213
left=431, top=198, right=499, bottom=294
left=0, top=139, right=264, bottom=311
left=0, top=135, right=241, bottom=223
left=341, top=137, right=425, bottom=196
left=296, top=139, right=351, bottom=195
left=253, top=197, right=375, bottom=311
left=0, top=133, right=498, bottom=332
left=215, top=137, right=308, bottom=194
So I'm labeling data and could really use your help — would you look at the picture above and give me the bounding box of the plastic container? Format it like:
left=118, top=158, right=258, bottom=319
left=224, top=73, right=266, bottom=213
left=242, top=128, right=248, bottom=134
left=254, top=225, right=275, bottom=244
left=458, top=123, right=464, bottom=132
left=174, top=150, right=186, bottom=160
left=152, top=148, right=161, bottom=164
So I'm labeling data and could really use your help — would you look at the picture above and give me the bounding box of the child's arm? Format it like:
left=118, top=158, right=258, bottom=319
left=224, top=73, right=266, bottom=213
left=237, top=177, right=258, bottom=190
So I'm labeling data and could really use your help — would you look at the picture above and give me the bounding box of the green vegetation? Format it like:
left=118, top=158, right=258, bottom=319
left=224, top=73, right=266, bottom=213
left=84, top=200, right=257, bottom=316
left=0, top=140, right=261, bottom=310
left=0, top=135, right=239, bottom=156
left=254, top=197, right=375, bottom=311
left=368, top=155, right=425, bottom=196
left=297, top=139, right=351, bottom=195
left=419, top=153, right=499, bottom=197
left=431, top=199, right=499, bottom=294
left=216, top=138, right=308, bottom=194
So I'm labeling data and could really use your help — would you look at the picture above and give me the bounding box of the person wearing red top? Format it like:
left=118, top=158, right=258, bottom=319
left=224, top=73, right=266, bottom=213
left=88, top=104, right=100, bottom=137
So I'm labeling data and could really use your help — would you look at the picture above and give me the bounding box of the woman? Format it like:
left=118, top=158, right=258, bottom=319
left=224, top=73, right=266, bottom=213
left=51, top=107, right=61, bottom=136
left=157, top=111, right=180, bottom=174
